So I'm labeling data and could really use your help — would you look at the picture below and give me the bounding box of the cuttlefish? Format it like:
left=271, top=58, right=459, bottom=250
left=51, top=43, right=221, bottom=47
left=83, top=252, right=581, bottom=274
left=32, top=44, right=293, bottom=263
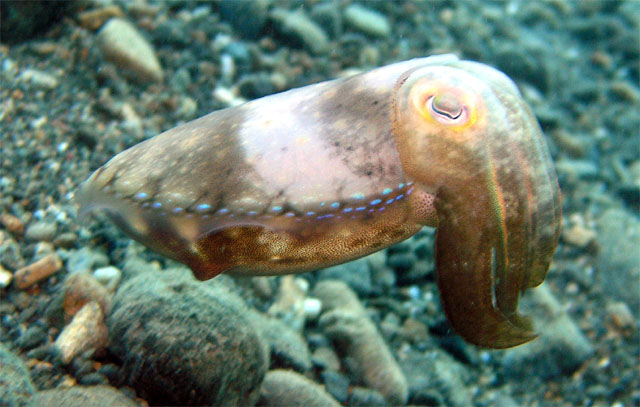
left=77, top=54, right=561, bottom=348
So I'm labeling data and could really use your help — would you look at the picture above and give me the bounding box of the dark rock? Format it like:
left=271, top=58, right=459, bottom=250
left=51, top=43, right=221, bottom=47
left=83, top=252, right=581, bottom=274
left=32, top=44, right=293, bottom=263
left=0, top=343, right=35, bottom=407
left=219, top=0, right=269, bottom=39
left=17, top=324, right=47, bottom=350
left=595, top=208, right=640, bottom=315
left=0, top=1, right=76, bottom=43
left=107, top=268, right=269, bottom=406
left=400, top=349, right=473, bottom=407
left=33, top=385, right=139, bottom=407
left=259, top=369, right=341, bottom=407
left=348, top=386, right=387, bottom=406
left=321, top=370, right=350, bottom=403
left=270, top=8, right=330, bottom=55
left=317, top=257, right=373, bottom=296
left=501, top=285, right=594, bottom=379
left=250, top=312, right=312, bottom=372
left=238, top=73, right=276, bottom=100
left=310, top=3, right=343, bottom=39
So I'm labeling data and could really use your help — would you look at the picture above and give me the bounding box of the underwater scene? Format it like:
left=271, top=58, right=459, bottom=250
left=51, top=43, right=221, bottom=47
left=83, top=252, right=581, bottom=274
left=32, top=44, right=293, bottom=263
left=0, top=0, right=638, bottom=406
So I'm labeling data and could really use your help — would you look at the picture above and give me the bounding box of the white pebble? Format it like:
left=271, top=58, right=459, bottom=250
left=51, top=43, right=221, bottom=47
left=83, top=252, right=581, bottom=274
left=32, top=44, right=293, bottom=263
left=344, top=4, right=391, bottom=38
left=0, top=267, right=13, bottom=288
left=303, top=297, right=322, bottom=319
left=93, top=266, right=122, bottom=292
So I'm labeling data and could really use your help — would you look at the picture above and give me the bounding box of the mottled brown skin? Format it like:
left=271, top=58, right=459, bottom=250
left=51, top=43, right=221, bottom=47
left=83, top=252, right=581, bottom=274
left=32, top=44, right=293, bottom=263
left=77, top=55, right=561, bottom=348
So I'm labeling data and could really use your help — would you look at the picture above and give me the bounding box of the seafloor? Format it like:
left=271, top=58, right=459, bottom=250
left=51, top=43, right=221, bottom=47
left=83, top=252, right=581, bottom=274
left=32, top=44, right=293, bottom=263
left=0, top=1, right=638, bottom=406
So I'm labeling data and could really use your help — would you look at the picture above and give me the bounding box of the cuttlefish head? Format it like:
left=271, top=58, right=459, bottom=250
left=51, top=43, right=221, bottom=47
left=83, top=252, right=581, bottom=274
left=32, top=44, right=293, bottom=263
left=393, top=60, right=561, bottom=348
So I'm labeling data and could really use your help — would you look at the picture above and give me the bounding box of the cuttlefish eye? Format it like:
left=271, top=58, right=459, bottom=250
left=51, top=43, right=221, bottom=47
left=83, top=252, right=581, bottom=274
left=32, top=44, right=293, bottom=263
left=427, top=92, right=468, bottom=125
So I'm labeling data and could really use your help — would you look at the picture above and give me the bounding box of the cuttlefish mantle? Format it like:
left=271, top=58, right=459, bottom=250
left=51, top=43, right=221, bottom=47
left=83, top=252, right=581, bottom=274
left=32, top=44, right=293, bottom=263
left=77, top=54, right=561, bottom=348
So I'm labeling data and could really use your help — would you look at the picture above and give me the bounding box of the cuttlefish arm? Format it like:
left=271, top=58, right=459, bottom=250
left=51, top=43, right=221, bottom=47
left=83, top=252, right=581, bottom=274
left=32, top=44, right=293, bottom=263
left=393, top=61, right=561, bottom=347
left=77, top=55, right=561, bottom=348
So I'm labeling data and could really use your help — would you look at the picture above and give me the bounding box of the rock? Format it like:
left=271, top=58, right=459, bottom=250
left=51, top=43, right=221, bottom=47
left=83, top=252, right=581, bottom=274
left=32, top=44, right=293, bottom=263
left=54, top=301, right=108, bottom=364
left=14, top=253, right=62, bottom=289
left=311, top=346, right=341, bottom=371
left=92, top=266, right=121, bottom=292
left=33, top=385, right=139, bottom=407
left=0, top=264, right=12, bottom=288
left=321, top=370, right=350, bottom=403
left=18, top=68, right=59, bottom=90
left=97, top=18, right=163, bottom=83
left=310, top=2, right=343, bottom=39
left=348, top=387, right=387, bottom=406
left=0, top=343, right=36, bottom=407
left=77, top=6, right=124, bottom=31
left=62, top=273, right=112, bottom=321
left=502, top=284, right=594, bottom=379
left=219, top=0, right=269, bottom=39
left=24, top=220, right=57, bottom=242
left=17, top=324, right=47, bottom=350
left=314, top=280, right=408, bottom=405
left=259, top=369, right=341, bottom=407
left=0, top=232, right=25, bottom=270
left=270, top=9, right=330, bottom=55
left=595, top=208, right=640, bottom=315
left=344, top=4, right=391, bottom=38
left=318, top=256, right=374, bottom=296
left=267, top=275, right=311, bottom=331
left=107, top=269, right=268, bottom=406
left=0, top=213, right=25, bottom=235
left=250, top=311, right=312, bottom=372
left=0, top=1, right=76, bottom=43
left=66, top=247, right=109, bottom=275
left=401, top=349, right=473, bottom=407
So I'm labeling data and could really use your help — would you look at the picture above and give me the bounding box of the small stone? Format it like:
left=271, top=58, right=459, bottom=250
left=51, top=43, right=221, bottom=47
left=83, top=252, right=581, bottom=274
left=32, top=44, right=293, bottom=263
left=33, top=385, right=139, bottom=407
left=606, top=301, right=635, bottom=331
left=77, top=5, right=124, bottom=31
left=348, top=387, right=387, bottom=407
left=303, top=297, right=322, bottom=319
left=321, top=370, right=350, bottom=403
left=14, top=253, right=62, bottom=289
left=0, top=213, right=25, bottom=235
left=97, top=18, right=163, bottom=83
left=562, top=224, right=597, bottom=248
left=24, top=221, right=57, bottom=242
left=18, top=68, right=59, bottom=89
left=314, top=280, right=408, bottom=405
left=54, top=301, right=108, bottom=364
left=270, top=9, right=330, bottom=55
left=67, top=247, right=109, bottom=275
left=268, top=275, right=309, bottom=331
left=219, top=0, right=269, bottom=39
left=93, top=266, right=122, bottom=292
left=17, top=325, right=47, bottom=350
left=63, top=273, right=112, bottom=321
left=0, top=265, right=12, bottom=288
left=259, top=369, right=341, bottom=407
left=250, top=312, right=312, bottom=372
left=344, top=4, right=391, bottom=38
left=0, top=343, right=36, bottom=406
left=311, top=346, right=341, bottom=371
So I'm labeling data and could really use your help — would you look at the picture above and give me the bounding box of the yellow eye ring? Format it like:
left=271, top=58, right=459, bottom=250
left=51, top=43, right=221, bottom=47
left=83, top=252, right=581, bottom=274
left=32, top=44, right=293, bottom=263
left=411, top=85, right=478, bottom=131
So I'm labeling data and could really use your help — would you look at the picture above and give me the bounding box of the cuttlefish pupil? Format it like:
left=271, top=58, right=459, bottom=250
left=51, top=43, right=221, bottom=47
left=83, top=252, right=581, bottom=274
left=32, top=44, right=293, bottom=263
left=77, top=55, right=561, bottom=349
left=428, top=93, right=466, bottom=123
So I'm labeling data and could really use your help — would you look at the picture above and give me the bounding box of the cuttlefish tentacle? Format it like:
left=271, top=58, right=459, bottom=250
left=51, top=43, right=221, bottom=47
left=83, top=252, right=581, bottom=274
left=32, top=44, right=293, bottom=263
left=77, top=55, right=561, bottom=348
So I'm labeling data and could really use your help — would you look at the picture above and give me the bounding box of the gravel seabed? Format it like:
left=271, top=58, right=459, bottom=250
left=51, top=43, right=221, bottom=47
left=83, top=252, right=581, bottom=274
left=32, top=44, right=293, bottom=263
left=0, top=1, right=638, bottom=406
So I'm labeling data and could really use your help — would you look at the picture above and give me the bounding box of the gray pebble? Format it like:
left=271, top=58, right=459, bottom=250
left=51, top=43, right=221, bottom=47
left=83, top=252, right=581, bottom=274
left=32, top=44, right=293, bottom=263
left=348, top=386, right=387, bottom=407
left=24, top=221, right=57, bottom=242
left=501, top=284, right=594, bottom=379
left=318, top=256, right=373, bottom=296
left=344, top=4, right=391, bottom=38
left=259, top=369, right=341, bottom=407
left=0, top=343, right=36, bottom=407
left=17, top=325, right=47, bottom=350
left=18, top=68, right=58, bottom=89
left=108, top=269, right=268, bottom=406
left=596, top=208, right=640, bottom=315
left=270, top=8, right=330, bottom=55
left=311, top=2, right=343, bottom=39
left=66, top=247, right=109, bottom=275
left=33, top=385, right=138, bottom=407
left=321, top=370, right=350, bottom=403
left=400, top=349, right=473, bottom=407
left=219, top=0, right=269, bottom=39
